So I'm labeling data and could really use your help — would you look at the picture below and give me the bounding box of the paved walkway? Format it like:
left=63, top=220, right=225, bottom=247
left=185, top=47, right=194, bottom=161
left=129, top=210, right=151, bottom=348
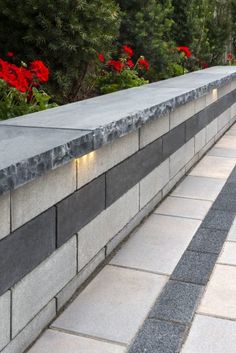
left=27, top=124, right=236, bottom=353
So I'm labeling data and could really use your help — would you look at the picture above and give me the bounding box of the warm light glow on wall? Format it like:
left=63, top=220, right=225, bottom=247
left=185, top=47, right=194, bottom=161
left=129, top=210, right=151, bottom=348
left=77, top=151, right=95, bottom=164
left=212, top=88, right=218, bottom=101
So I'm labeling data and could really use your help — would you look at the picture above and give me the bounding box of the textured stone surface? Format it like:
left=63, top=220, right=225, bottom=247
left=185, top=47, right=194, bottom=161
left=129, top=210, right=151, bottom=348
left=140, top=113, right=169, bottom=148
left=78, top=185, right=139, bottom=270
left=155, top=196, right=212, bottom=220
left=0, top=208, right=56, bottom=296
left=139, top=160, right=169, bottom=209
left=149, top=280, right=203, bottom=324
left=110, top=214, right=200, bottom=275
left=171, top=250, right=218, bottom=285
left=57, top=249, right=105, bottom=310
left=52, top=266, right=167, bottom=344
left=57, top=174, right=105, bottom=246
left=172, top=176, right=225, bottom=201
left=12, top=237, right=76, bottom=337
left=201, top=209, right=235, bottom=231
left=198, top=264, right=236, bottom=320
left=28, top=330, right=126, bottom=353
left=106, top=138, right=163, bottom=206
left=128, top=319, right=187, bottom=353
left=0, top=192, right=10, bottom=240
left=11, top=161, right=76, bottom=231
left=1, top=300, right=56, bottom=353
left=182, top=315, right=236, bottom=353
left=188, top=227, right=228, bottom=254
left=0, top=291, right=10, bottom=351
left=77, top=131, right=139, bottom=189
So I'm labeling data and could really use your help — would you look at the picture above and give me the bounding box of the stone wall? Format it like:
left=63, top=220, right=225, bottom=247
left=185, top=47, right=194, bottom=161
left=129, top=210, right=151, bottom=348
left=0, top=67, right=236, bottom=353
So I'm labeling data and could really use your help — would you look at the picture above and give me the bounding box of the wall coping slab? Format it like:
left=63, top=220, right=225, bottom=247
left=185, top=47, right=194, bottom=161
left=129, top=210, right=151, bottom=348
left=0, top=66, right=236, bottom=195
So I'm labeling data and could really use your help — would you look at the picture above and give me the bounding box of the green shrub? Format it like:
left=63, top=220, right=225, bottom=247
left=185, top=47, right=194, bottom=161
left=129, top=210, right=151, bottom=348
left=0, top=0, right=121, bottom=103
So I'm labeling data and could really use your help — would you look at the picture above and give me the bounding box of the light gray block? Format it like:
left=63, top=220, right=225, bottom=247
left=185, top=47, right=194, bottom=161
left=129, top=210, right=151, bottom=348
left=231, top=103, right=236, bottom=119
left=185, top=154, right=200, bottom=173
left=139, top=114, right=169, bottom=148
left=106, top=191, right=162, bottom=255
left=198, top=137, right=215, bottom=158
left=11, top=162, right=76, bottom=230
left=206, top=119, right=218, bottom=143
left=218, top=82, right=232, bottom=98
left=162, top=166, right=186, bottom=197
left=52, top=266, right=167, bottom=344
left=139, top=160, right=169, bottom=209
left=206, top=88, right=218, bottom=106
left=56, top=248, right=105, bottom=310
left=0, top=291, right=10, bottom=351
left=194, top=95, right=206, bottom=114
left=1, top=300, right=56, bottom=353
left=77, top=131, right=139, bottom=189
left=78, top=185, right=139, bottom=270
left=0, top=192, right=10, bottom=240
left=170, top=101, right=194, bottom=129
left=195, top=128, right=206, bottom=153
left=217, top=109, right=231, bottom=132
left=12, top=237, right=77, bottom=337
left=170, top=139, right=194, bottom=178
left=28, top=329, right=126, bottom=353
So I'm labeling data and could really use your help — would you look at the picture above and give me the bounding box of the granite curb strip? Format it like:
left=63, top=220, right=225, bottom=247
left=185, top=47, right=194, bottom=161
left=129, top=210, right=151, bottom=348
left=127, top=166, right=236, bottom=353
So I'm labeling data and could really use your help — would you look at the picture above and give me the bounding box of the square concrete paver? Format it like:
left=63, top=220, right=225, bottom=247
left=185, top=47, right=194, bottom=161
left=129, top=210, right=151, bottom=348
left=28, top=329, right=126, bottom=353
left=214, top=135, right=236, bottom=150
left=198, top=264, right=236, bottom=320
left=110, top=214, right=200, bottom=275
left=218, top=242, right=236, bottom=266
left=189, top=156, right=235, bottom=179
left=155, top=196, right=212, bottom=220
left=172, top=176, right=225, bottom=201
left=181, top=314, right=236, bottom=353
left=227, top=217, right=236, bottom=241
left=52, top=266, right=167, bottom=344
left=208, top=147, right=236, bottom=158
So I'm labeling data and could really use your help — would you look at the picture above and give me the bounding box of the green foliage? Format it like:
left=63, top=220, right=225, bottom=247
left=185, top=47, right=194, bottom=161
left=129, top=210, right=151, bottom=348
left=97, top=69, right=148, bottom=94
left=0, top=80, right=56, bottom=120
left=0, top=0, right=120, bottom=103
left=117, top=0, right=177, bottom=81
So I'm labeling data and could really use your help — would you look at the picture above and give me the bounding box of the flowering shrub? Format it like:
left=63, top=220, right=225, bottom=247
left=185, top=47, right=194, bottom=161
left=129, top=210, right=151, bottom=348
left=96, top=45, right=149, bottom=94
left=0, top=55, right=56, bottom=120
left=227, top=52, right=235, bottom=65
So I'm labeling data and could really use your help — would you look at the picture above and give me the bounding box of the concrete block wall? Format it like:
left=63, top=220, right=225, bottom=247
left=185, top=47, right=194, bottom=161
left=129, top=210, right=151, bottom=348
left=0, top=70, right=236, bottom=353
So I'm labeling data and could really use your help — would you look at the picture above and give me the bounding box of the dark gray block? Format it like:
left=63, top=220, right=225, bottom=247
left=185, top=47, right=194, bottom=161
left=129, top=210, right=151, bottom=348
left=57, top=174, right=105, bottom=246
left=186, top=111, right=207, bottom=141
left=188, top=227, right=228, bottom=254
left=163, top=123, right=185, bottom=158
left=201, top=209, right=235, bottom=231
left=106, top=138, right=163, bottom=206
left=171, top=250, right=218, bottom=285
left=149, top=280, right=203, bottom=324
left=0, top=208, right=56, bottom=296
left=128, top=319, right=187, bottom=353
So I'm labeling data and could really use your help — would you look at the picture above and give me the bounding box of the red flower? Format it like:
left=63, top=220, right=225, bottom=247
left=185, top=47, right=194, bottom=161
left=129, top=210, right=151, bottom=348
left=227, top=53, right=234, bottom=61
left=30, top=60, right=49, bottom=83
left=108, top=59, right=124, bottom=72
left=7, top=52, right=14, bottom=58
left=177, top=46, right=192, bottom=58
left=202, top=62, right=209, bottom=69
left=127, top=59, right=134, bottom=68
left=97, top=53, right=105, bottom=63
left=122, top=45, right=133, bottom=58
left=138, top=57, right=150, bottom=71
